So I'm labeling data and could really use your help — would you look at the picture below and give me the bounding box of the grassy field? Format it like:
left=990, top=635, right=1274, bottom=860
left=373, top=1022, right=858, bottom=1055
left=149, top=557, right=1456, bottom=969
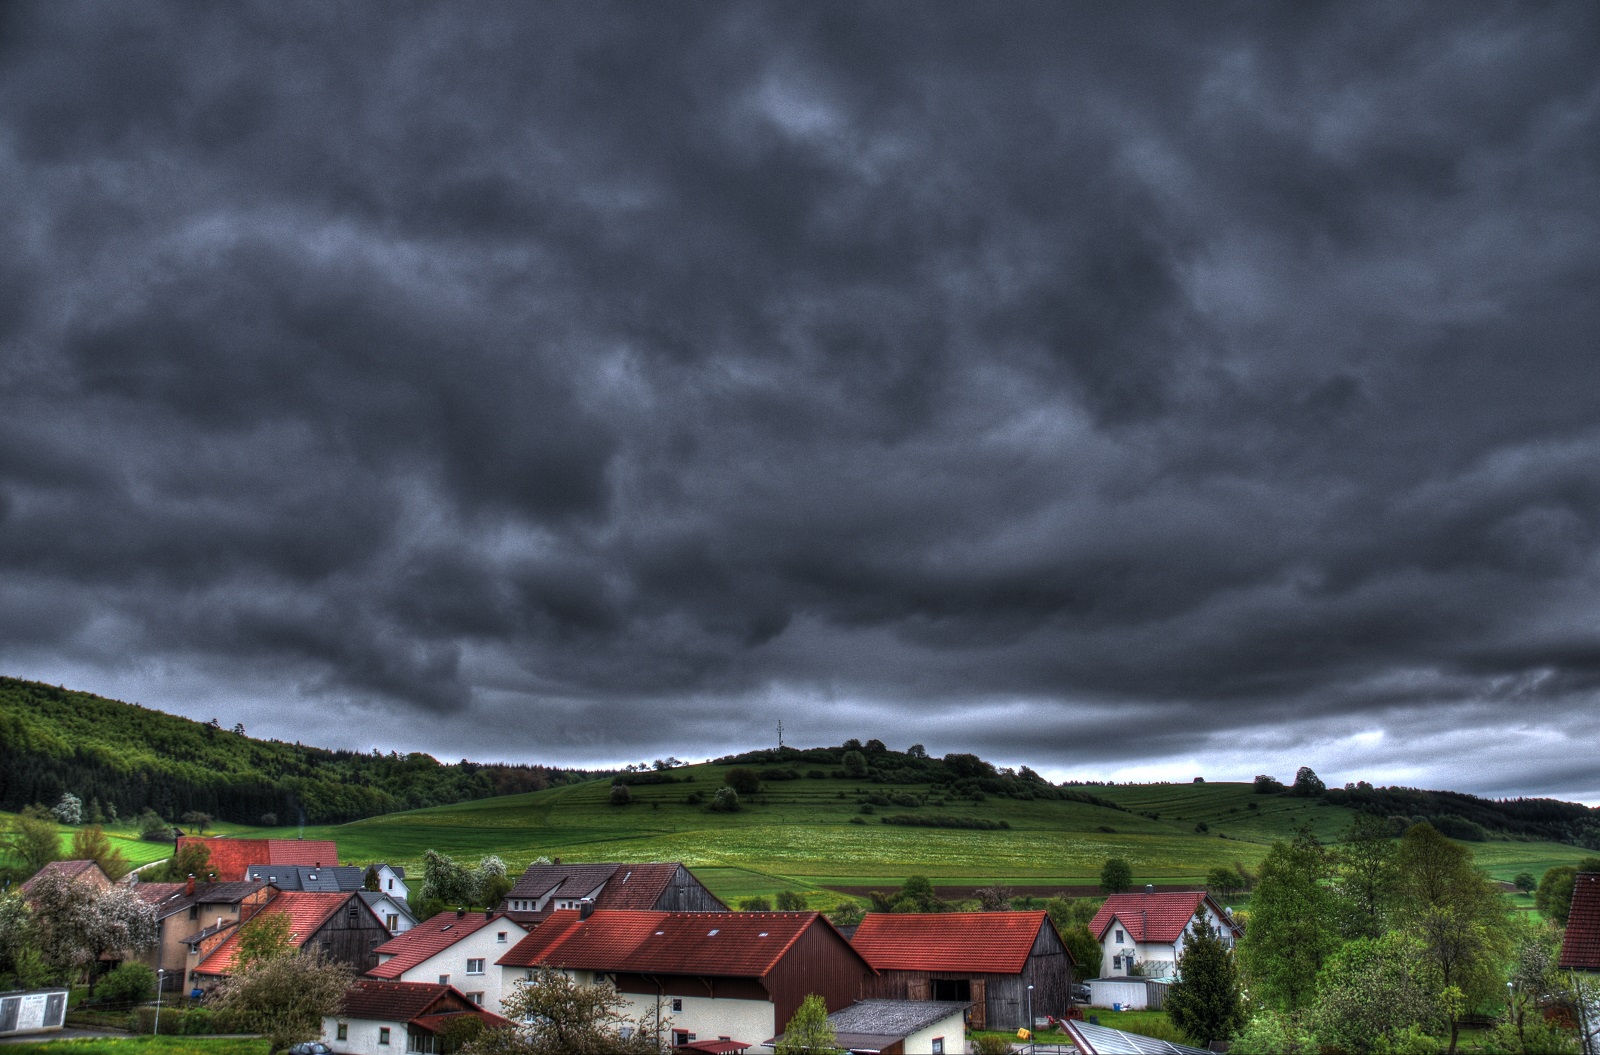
left=8, top=767, right=1592, bottom=906
left=0, top=1040, right=269, bottom=1055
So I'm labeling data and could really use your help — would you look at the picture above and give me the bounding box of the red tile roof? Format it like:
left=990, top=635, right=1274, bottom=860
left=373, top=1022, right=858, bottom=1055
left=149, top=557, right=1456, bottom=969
left=498, top=909, right=868, bottom=978
left=850, top=911, right=1059, bottom=974
left=1560, top=872, right=1600, bottom=970
left=21, top=859, right=112, bottom=894
left=599, top=863, right=686, bottom=910
left=1088, top=892, right=1239, bottom=944
left=177, top=837, right=339, bottom=882
left=192, top=892, right=358, bottom=976
left=368, top=912, right=517, bottom=980
left=339, top=979, right=483, bottom=1023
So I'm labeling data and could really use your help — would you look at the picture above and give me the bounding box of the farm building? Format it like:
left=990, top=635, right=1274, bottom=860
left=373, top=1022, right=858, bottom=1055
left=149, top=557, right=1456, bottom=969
left=176, top=836, right=340, bottom=882
left=850, top=910, right=1075, bottom=1030
left=806, top=999, right=970, bottom=1055
left=131, top=876, right=273, bottom=990
left=244, top=864, right=365, bottom=891
left=501, top=860, right=724, bottom=922
left=367, top=910, right=528, bottom=1014
left=19, top=860, right=111, bottom=897
left=322, top=979, right=508, bottom=1055
left=1087, top=889, right=1241, bottom=979
left=1559, top=872, right=1600, bottom=1054
left=189, top=890, right=390, bottom=987
left=497, top=907, right=872, bottom=1050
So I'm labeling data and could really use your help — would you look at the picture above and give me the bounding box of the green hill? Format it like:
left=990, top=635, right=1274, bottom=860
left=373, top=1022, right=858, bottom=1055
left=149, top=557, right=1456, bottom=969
left=275, top=760, right=1595, bottom=908
left=0, top=676, right=590, bottom=825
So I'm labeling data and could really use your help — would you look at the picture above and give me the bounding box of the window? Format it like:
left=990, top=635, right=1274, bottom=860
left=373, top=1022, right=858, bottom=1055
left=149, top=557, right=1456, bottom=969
left=673, top=1032, right=695, bottom=1046
left=467, top=959, right=485, bottom=974
left=671, top=998, right=683, bottom=1013
left=189, top=906, right=199, bottom=921
left=932, top=1040, right=944, bottom=1055
left=439, top=975, right=450, bottom=985
left=387, top=878, right=394, bottom=891
left=467, top=992, right=484, bottom=1005
left=336, top=1024, right=348, bottom=1041
left=932, top=979, right=970, bottom=1002
left=497, top=932, right=507, bottom=943
left=379, top=1027, right=391, bottom=1046
left=1115, top=928, right=1124, bottom=944
left=387, top=914, right=399, bottom=931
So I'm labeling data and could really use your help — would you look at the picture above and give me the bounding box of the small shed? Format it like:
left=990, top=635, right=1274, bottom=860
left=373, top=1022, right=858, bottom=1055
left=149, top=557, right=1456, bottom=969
left=820, top=999, right=969, bottom=1054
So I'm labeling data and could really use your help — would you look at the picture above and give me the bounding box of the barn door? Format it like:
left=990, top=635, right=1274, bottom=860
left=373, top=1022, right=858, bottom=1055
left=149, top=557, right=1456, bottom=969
left=907, top=979, right=930, bottom=1000
left=969, top=979, right=986, bottom=1030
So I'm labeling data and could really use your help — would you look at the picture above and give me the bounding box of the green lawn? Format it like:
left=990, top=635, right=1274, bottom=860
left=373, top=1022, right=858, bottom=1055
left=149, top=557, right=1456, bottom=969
left=1, top=1039, right=269, bottom=1055
left=9, top=770, right=1592, bottom=906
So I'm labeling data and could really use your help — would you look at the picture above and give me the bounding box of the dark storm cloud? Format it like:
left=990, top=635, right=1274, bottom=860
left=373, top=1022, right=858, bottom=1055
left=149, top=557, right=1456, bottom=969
left=3, top=1, right=1600, bottom=798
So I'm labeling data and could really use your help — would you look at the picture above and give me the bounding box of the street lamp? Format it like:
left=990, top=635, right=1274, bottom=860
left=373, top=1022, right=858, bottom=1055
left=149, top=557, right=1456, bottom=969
left=1027, top=984, right=1034, bottom=1054
left=155, top=969, right=165, bottom=1036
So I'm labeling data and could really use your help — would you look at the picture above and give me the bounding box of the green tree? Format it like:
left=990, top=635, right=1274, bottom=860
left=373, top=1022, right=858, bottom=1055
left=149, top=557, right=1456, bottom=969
left=1206, top=865, right=1241, bottom=899
left=235, top=910, right=295, bottom=970
left=893, top=875, right=942, bottom=913
left=775, top=993, right=841, bottom=1054
left=725, top=767, right=762, bottom=795
left=827, top=901, right=864, bottom=928
left=1099, top=858, right=1132, bottom=894
left=1237, top=826, right=1338, bottom=1014
left=1513, top=872, right=1536, bottom=894
left=151, top=840, right=213, bottom=883
left=5, top=806, right=61, bottom=875
left=213, top=950, right=353, bottom=1052
left=1394, top=822, right=1513, bottom=1054
left=739, top=896, right=773, bottom=911
left=1333, top=812, right=1398, bottom=940
left=70, top=825, right=131, bottom=881
left=608, top=784, right=633, bottom=806
left=1229, top=1011, right=1317, bottom=1055
left=1291, top=766, right=1326, bottom=797
left=24, top=870, right=157, bottom=982
left=709, top=787, right=740, bottom=812
left=419, top=849, right=477, bottom=906
left=1307, top=932, right=1443, bottom=1054
left=93, top=962, right=156, bottom=1005
left=1163, top=914, right=1244, bottom=1047
left=1489, top=915, right=1580, bottom=1055
left=475, top=967, right=659, bottom=1054
left=51, top=793, right=84, bottom=825
left=775, top=890, right=807, bottom=911
left=1057, top=923, right=1102, bottom=980
left=1536, top=866, right=1576, bottom=925
left=841, top=751, right=867, bottom=778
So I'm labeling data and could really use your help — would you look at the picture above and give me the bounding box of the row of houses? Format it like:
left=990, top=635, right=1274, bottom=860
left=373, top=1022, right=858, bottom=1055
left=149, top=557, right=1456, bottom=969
left=28, top=838, right=1258, bottom=1054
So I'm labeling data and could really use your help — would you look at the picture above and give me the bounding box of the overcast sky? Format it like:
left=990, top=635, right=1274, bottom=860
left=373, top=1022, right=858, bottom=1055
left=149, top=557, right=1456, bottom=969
left=3, top=3, right=1599, bottom=802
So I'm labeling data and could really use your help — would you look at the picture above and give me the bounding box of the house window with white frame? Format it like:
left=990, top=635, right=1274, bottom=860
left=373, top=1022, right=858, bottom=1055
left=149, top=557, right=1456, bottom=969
left=466, top=959, right=485, bottom=974
left=379, top=1027, right=391, bottom=1046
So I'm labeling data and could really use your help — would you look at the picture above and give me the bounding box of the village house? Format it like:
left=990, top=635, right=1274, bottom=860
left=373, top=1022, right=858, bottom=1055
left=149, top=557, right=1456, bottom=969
left=850, top=910, right=1074, bottom=1030
left=368, top=864, right=410, bottom=903
left=176, top=836, right=340, bottom=882
left=366, top=910, right=528, bottom=1013
left=189, top=890, right=390, bottom=988
left=1558, top=872, right=1600, bottom=1054
left=1088, top=888, right=1241, bottom=980
left=359, top=891, right=418, bottom=935
left=131, top=877, right=273, bottom=991
left=244, top=864, right=365, bottom=891
left=19, top=860, right=112, bottom=897
left=496, top=908, right=872, bottom=1050
left=803, top=999, right=970, bottom=1055
left=500, top=861, right=724, bottom=922
left=322, top=979, right=508, bottom=1055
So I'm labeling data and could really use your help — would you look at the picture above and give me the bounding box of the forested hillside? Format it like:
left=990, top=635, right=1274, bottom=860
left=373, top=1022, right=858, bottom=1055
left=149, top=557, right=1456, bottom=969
left=0, top=676, right=589, bottom=824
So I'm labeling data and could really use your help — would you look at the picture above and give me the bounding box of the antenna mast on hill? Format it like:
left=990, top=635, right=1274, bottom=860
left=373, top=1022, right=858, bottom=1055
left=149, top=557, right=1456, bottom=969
left=777, top=720, right=783, bottom=749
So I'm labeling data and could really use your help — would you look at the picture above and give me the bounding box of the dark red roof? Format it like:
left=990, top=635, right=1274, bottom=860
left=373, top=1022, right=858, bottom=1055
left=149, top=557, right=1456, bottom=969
left=679, top=1041, right=751, bottom=1053
left=339, top=979, right=481, bottom=1023
left=369, top=912, right=519, bottom=980
left=177, top=837, right=339, bottom=882
left=21, top=860, right=111, bottom=894
left=1088, top=892, right=1239, bottom=944
left=599, top=863, right=686, bottom=910
left=498, top=909, right=868, bottom=978
left=412, top=1011, right=511, bottom=1033
left=850, top=911, right=1058, bottom=974
left=1560, top=872, right=1600, bottom=970
left=193, top=892, right=361, bottom=975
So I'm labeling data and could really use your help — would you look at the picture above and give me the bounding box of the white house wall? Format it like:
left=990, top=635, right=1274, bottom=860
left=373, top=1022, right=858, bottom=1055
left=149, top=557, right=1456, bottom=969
left=1086, top=979, right=1149, bottom=1011
left=620, top=991, right=776, bottom=1050
left=322, top=1015, right=403, bottom=1055
left=903, top=1010, right=968, bottom=1054
left=1099, top=904, right=1237, bottom=980
left=388, top=923, right=526, bottom=1014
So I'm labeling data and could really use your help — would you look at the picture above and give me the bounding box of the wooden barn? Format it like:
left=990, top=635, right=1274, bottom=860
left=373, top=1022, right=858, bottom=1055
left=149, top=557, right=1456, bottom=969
left=189, top=891, right=391, bottom=987
left=501, top=861, right=724, bottom=924
left=851, top=910, right=1076, bottom=1030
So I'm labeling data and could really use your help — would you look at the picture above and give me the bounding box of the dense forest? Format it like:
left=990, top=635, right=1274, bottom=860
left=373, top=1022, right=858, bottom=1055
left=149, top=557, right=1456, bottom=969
left=0, top=676, right=591, bottom=824
left=1321, top=781, right=1600, bottom=847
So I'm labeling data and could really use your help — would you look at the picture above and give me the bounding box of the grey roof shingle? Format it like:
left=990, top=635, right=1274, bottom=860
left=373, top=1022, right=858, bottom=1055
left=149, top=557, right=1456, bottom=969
left=244, top=864, right=365, bottom=891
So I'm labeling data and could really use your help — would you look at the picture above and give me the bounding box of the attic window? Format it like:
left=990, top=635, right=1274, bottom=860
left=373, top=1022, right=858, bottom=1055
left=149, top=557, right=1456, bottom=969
left=655, top=931, right=664, bottom=936
left=758, top=932, right=768, bottom=938
left=707, top=929, right=719, bottom=936
left=441, top=925, right=453, bottom=932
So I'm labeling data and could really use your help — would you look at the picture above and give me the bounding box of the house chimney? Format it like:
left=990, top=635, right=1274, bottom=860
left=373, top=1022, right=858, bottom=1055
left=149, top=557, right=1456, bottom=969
left=486, top=910, right=493, bottom=920
left=579, top=898, right=595, bottom=920
left=553, top=857, right=561, bottom=865
left=457, top=908, right=466, bottom=918
left=1145, top=884, right=1154, bottom=894
left=186, top=874, right=196, bottom=896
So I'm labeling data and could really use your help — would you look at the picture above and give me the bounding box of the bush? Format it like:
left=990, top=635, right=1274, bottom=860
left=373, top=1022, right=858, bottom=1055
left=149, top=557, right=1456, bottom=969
left=1253, top=774, right=1285, bottom=794
left=94, top=963, right=156, bottom=1005
left=709, top=787, right=740, bottom=813
left=738, top=896, right=772, bottom=911
left=685, top=791, right=704, bottom=805
left=848, top=816, right=865, bottom=825
left=775, top=890, right=807, bottom=911
left=889, top=792, right=922, bottom=808
left=842, top=751, right=868, bottom=778
left=609, top=784, right=633, bottom=806
left=879, top=814, right=1009, bottom=830
left=725, top=767, right=762, bottom=795
left=806, top=770, right=827, bottom=779
left=971, top=1035, right=1012, bottom=1055
left=139, top=810, right=175, bottom=842
left=1195, top=821, right=1210, bottom=834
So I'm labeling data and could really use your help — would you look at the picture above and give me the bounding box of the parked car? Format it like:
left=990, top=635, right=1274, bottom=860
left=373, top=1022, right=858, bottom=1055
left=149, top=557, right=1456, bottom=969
left=1071, top=982, right=1092, bottom=1002
left=288, top=1044, right=331, bottom=1055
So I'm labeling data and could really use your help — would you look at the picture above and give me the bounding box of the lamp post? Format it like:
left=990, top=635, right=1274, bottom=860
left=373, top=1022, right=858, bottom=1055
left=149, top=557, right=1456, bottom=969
left=1027, top=984, right=1034, bottom=1054
left=155, top=969, right=165, bottom=1036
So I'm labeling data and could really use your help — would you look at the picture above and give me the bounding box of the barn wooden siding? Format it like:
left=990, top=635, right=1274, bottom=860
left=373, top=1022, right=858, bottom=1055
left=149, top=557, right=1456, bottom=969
left=307, top=895, right=392, bottom=975
left=654, top=865, right=728, bottom=912
left=763, top=919, right=873, bottom=1028
left=861, top=919, right=1075, bottom=1030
